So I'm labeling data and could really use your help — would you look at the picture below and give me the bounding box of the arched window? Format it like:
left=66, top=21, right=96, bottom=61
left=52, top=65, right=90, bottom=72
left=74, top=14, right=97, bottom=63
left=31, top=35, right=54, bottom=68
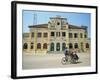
left=74, top=43, right=78, bottom=48
left=56, top=43, right=60, bottom=51
left=69, top=43, right=73, bottom=49
left=23, top=43, right=28, bottom=49
left=50, top=43, right=54, bottom=51
left=37, top=43, right=41, bottom=49
left=62, top=43, right=66, bottom=51
left=31, top=42, right=34, bottom=49
left=43, top=43, right=47, bottom=49
left=86, top=43, right=89, bottom=48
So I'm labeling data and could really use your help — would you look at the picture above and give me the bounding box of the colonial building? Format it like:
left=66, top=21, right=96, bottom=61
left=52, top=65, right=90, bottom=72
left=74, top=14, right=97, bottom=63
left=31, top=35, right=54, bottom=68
left=23, top=16, right=90, bottom=54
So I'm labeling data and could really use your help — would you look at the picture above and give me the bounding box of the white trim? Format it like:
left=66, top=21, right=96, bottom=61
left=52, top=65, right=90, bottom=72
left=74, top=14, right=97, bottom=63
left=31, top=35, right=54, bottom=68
left=16, top=3, right=96, bottom=77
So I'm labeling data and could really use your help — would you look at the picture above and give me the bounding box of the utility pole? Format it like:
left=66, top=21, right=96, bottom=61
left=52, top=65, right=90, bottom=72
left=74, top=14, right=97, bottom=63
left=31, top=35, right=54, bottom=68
left=33, top=13, right=37, bottom=54
left=33, top=13, right=37, bottom=25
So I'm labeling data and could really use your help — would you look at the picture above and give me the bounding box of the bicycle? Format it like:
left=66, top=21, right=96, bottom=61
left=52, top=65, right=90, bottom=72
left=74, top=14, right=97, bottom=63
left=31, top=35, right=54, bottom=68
left=61, top=54, right=79, bottom=65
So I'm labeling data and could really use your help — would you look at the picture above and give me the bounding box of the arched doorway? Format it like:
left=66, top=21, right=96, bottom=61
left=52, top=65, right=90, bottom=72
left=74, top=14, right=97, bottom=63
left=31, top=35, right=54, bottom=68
left=62, top=43, right=66, bottom=51
left=23, top=43, right=28, bottom=49
left=56, top=43, right=60, bottom=51
left=74, top=43, right=78, bottom=48
left=50, top=43, right=54, bottom=51
left=86, top=43, right=89, bottom=48
left=43, top=43, right=47, bottom=49
left=37, top=43, right=41, bottom=49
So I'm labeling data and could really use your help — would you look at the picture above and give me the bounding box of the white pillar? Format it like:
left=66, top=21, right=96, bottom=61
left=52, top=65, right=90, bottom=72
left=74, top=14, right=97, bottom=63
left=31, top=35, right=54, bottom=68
left=48, top=43, right=50, bottom=52
left=60, top=42, right=62, bottom=51
left=54, top=42, right=56, bottom=51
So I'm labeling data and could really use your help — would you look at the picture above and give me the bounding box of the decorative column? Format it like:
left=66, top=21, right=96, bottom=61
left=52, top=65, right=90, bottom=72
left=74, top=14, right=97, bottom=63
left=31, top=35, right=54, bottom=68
left=27, top=33, right=31, bottom=53
left=54, top=42, right=56, bottom=51
left=48, top=30, right=51, bottom=52
left=66, top=30, right=69, bottom=50
left=41, top=32, right=43, bottom=52
left=34, top=31, right=37, bottom=54
left=60, top=42, right=62, bottom=51
left=78, top=33, right=81, bottom=52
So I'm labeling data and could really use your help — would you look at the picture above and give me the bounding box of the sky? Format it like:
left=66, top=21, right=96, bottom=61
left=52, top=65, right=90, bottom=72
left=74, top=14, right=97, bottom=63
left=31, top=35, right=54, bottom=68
left=22, top=10, right=91, bottom=38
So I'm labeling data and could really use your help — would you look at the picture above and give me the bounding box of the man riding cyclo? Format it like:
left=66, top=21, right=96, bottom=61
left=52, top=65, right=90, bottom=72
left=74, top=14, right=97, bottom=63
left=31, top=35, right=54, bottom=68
left=64, top=48, right=79, bottom=64
left=70, top=50, right=79, bottom=64
left=64, top=47, right=69, bottom=61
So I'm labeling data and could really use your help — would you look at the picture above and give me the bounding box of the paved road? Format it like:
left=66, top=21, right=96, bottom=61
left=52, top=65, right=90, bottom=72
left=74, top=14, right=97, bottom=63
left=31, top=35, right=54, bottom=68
left=22, top=53, right=90, bottom=69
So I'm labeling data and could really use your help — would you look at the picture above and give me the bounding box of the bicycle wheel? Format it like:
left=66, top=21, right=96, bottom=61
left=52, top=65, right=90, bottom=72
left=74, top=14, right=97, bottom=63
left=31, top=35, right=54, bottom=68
left=70, top=58, right=76, bottom=64
left=61, top=57, right=68, bottom=65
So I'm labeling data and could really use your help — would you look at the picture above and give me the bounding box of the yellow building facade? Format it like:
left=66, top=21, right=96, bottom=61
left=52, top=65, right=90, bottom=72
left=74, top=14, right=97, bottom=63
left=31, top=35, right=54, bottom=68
left=23, top=16, right=90, bottom=54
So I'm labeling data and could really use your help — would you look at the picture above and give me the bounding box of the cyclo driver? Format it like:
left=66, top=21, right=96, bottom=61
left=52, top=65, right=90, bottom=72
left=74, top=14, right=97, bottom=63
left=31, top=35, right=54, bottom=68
left=64, top=47, right=69, bottom=61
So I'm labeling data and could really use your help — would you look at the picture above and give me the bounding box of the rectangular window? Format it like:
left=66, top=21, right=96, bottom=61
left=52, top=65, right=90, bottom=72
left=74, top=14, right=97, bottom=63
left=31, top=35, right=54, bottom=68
left=62, top=32, right=66, bottom=37
left=80, top=33, right=83, bottom=38
left=44, top=33, right=48, bottom=37
left=74, top=33, right=78, bottom=38
left=69, top=33, right=72, bottom=38
left=51, top=32, right=55, bottom=36
left=31, top=43, right=34, bottom=49
left=56, top=32, right=60, bottom=37
left=31, top=32, right=34, bottom=37
left=37, top=32, right=42, bottom=37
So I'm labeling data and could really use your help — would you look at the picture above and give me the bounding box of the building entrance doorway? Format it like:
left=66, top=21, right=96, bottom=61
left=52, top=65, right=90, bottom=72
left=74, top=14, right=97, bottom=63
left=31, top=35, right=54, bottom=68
left=56, top=43, right=60, bottom=51
left=50, top=43, right=54, bottom=51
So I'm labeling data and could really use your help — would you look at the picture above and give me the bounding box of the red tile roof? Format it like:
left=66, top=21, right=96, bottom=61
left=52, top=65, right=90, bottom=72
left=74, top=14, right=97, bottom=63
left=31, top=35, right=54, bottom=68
left=29, top=24, right=48, bottom=28
left=29, top=24, right=86, bottom=30
left=69, top=24, right=85, bottom=29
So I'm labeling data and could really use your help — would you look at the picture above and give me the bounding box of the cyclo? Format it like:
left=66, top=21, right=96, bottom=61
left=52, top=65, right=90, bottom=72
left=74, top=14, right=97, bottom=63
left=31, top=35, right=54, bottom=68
left=61, top=51, right=79, bottom=65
